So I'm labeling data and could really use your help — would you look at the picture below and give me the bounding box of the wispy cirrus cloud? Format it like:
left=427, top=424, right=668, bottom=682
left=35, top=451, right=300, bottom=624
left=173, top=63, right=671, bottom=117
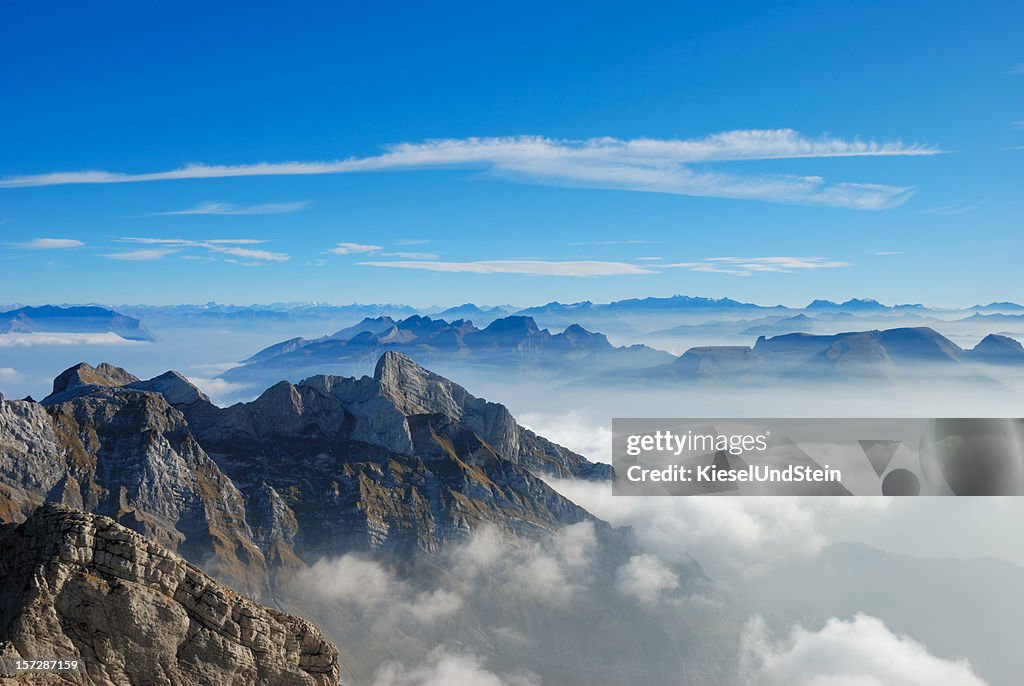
left=358, top=255, right=850, bottom=277
left=104, top=237, right=290, bottom=262
left=382, top=251, right=440, bottom=259
left=329, top=242, right=382, bottom=255
left=148, top=200, right=309, bottom=216
left=920, top=197, right=990, bottom=216
left=102, top=248, right=179, bottom=261
left=0, top=131, right=940, bottom=210
left=16, top=237, right=85, bottom=249
left=568, top=239, right=656, bottom=246
left=666, top=256, right=852, bottom=276
left=359, top=259, right=657, bottom=277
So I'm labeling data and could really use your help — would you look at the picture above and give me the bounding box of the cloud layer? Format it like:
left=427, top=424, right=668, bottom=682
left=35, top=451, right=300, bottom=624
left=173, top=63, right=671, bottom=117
left=0, top=131, right=939, bottom=209
left=358, top=259, right=657, bottom=277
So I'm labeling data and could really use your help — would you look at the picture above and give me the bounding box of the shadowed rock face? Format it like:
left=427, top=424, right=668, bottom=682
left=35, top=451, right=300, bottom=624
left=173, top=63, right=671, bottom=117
left=169, top=351, right=610, bottom=561
left=0, top=504, right=340, bottom=686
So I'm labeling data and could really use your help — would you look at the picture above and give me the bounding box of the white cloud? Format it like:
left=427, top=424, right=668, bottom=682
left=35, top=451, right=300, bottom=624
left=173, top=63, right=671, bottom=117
left=0, top=367, right=18, bottom=381
left=124, top=237, right=266, bottom=245
left=0, top=332, right=146, bottom=347
left=356, top=255, right=850, bottom=278
left=359, top=259, right=656, bottom=277
left=920, top=198, right=990, bottom=216
left=615, top=554, right=680, bottom=606
left=666, top=256, right=852, bottom=276
left=874, top=250, right=906, bottom=256
left=102, top=248, right=179, bottom=261
left=207, top=245, right=289, bottom=261
left=329, top=242, right=383, bottom=255
left=0, top=132, right=939, bottom=209
left=290, top=554, right=462, bottom=626
left=17, top=238, right=84, bottom=249
left=183, top=375, right=256, bottom=405
left=371, top=648, right=541, bottom=686
left=382, top=251, right=440, bottom=259
left=740, top=614, right=988, bottom=686
left=519, top=411, right=613, bottom=464
left=150, top=200, right=309, bottom=215
left=112, top=237, right=290, bottom=262
left=447, top=523, right=597, bottom=607
left=394, top=238, right=432, bottom=246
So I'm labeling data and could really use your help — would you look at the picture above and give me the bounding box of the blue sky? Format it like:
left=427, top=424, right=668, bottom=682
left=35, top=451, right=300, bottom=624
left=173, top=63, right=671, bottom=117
left=1, top=1, right=1021, bottom=308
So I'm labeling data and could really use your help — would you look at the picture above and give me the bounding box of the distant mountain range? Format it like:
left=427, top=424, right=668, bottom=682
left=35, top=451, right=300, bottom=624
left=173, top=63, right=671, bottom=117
left=627, top=327, right=1024, bottom=386
left=222, top=314, right=675, bottom=386
left=82, top=295, right=1024, bottom=335
left=0, top=305, right=154, bottom=341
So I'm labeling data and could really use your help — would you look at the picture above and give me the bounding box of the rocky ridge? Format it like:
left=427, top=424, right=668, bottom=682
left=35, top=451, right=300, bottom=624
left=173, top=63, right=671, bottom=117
left=1, top=354, right=611, bottom=592
left=0, top=504, right=339, bottom=685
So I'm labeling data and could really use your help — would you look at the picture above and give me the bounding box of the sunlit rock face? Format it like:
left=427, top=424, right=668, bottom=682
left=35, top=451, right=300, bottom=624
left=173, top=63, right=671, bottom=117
left=0, top=504, right=340, bottom=686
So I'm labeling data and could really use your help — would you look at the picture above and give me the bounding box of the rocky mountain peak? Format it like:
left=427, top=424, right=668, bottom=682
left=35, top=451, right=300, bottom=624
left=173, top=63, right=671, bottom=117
left=49, top=362, right=139, bottom=398
left=0, top=503, right=340, bottom=685
left=130, top=370, right=211, bottom=406
left=372, top=350, right=462, bottom=416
